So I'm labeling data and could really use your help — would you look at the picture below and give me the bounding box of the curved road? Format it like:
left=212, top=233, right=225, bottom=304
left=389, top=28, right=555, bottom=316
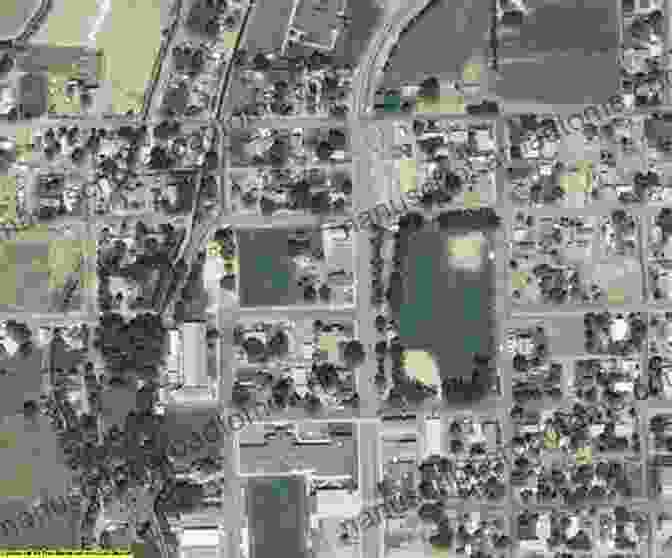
left=347, top=0, right=434, bottom=415
left=350, top=0, right=433, bottom=118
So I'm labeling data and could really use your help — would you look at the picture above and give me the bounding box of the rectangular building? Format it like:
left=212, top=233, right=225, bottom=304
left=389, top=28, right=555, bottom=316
left=181, top=321, right=208, bottom=387
left=246, top=475, right=311, bottom=558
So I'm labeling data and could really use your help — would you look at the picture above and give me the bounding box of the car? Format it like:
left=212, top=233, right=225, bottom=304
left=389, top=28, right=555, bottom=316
left=327, top=423, right=353, bottom=437
left=293, top=429, right=332, bottom=445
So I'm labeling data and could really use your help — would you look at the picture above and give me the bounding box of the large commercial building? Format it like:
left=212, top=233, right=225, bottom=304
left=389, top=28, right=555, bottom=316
left=245, top=475, right=311, bottom=558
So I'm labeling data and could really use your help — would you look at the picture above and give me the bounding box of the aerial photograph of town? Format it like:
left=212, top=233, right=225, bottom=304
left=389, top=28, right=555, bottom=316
left=2, top=1, right=672, bottom=558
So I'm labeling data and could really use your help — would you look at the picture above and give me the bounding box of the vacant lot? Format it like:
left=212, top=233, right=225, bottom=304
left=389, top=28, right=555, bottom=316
left=237, top=229, right=324, bottom=307
left=0, top=413, right=76, bottom=548
left=31, top=0, right=101, bottom=45
left=0, top=235, right=89, bottom=314
left=0, top=242, right=51, bottom=313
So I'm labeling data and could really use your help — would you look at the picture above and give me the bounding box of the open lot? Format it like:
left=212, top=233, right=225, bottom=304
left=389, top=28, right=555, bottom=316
left=0, top=237, right=86, bottom=314
left=508, top=317, right=587, bottom=359
left=0, top=414, right=76, bottom=548
left=31, top=0, right=101, bottom=46
left=237, top=227, right=354, bottom=308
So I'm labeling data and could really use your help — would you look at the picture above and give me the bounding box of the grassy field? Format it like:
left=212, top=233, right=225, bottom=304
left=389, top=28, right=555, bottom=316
left=39, top=0, right=101, bottom=45
left=0, top=175, right=18, bottom=225
left=95, top=0, right=163, bottom=114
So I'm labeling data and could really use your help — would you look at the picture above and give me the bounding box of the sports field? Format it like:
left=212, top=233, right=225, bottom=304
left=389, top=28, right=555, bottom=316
left=392, top=226, right=497, bottom=394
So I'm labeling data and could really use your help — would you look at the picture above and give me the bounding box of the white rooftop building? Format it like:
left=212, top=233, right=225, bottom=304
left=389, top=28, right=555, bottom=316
left=165, top=321, right=216, bottom=405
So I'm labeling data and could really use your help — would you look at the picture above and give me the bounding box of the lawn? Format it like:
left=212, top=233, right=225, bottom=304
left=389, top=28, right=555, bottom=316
left=415, top=95, right=466, bottom=114
left=38, top=0, right=101, bottom=46
left=47, top=72, right=81, bottom=115
left=399, top=159, right=417, bottom=194
left=94, top=0, right=164, bottom=115
left=0, top=175, right=18, bottom=225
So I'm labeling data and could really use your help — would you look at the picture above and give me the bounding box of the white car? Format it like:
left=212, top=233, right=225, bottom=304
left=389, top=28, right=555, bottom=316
left=293, top=429, right=332, bottom=445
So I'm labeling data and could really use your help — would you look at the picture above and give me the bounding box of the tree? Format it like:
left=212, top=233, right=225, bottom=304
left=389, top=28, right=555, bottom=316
left=344, top=340, right=365, bottom=368
left=204, top=150, right=218, bottom=171
left=260, top=196, right=275, bottom=216
left=315, top=363, right=339, bottom=392
left=162, top=83, right=189, bottom=117
left=310, top=191, right=330, bottom=215
left=657, top=208, right=672, bottom=237
left=71, top=146, right=86, bottom=166
left=242, top=337, right=266, bottom=361
left=374, top=371, right=387, bottom=391
left=303, top=284, right=317, bottom=302
left=328, top=129, right=347, bottom=150
left=375, top=341, right=388, bottom=359
left=398, top=212, right=425, bottom=232
left=304, top=392, right=322, bottom=414
left=253, top=53, right=271, bottom=72
left=318, top=283, right=331, bottom=302
left=153, top=120, right=180, bottom=141
left=190, top=49, right=206, bottom=75
left=308, top=50, right=331, bottom=70
left=149, top=146, right=173, bottom=170
left=267, top=330, right=289, bottom=358
left=186, top=1, right=220, bottom=38
left=419, top=76, right=440, bottom=99
left=290, top=179, right=311, bottom=210
left=268, top=139, right=289, bottom=166
left=316, top=141, right=333, bottom=162
left=0, top=53, right=14, bottom=78
left=272, top=377, right=294, bottom=408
